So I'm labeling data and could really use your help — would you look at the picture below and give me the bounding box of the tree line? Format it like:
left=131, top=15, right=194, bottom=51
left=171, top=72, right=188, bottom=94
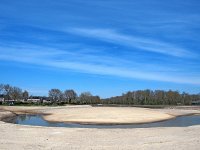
left=0, top=84, right=100, bottom=105
left=102, top=90, right=200, bottom=105
left=0, top=83, right=199, bottom=105
left=48, top=89, right=101, bottom=104
left=0, top=84, right=29, bottom=101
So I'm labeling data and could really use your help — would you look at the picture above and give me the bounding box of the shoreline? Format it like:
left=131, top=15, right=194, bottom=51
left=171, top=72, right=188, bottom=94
left=0, top=105, right=200, bottom=125
left=0, top=106, right=200, bottom=150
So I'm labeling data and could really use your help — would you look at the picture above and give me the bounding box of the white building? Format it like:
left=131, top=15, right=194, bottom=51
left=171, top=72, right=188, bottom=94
left=27, top=99, right=41, bottom=103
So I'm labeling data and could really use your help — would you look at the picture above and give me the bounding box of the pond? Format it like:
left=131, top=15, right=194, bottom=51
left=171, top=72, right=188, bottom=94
left=5, top=114, right=200, bottom=128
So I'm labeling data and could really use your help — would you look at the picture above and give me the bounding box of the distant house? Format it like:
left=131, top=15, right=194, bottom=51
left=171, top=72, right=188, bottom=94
left=192, top=100, right=200, bottom=105
left=42, top=99, right=51, bottom=103
left=4, top=100, right=15, bottom=105
left=27, top=99, right=41, bottom=103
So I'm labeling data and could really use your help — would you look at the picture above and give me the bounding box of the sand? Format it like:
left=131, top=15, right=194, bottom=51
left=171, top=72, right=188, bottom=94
left=43, top=107, right=176, bottom=124
left=0, top=105, right=200, bottom=150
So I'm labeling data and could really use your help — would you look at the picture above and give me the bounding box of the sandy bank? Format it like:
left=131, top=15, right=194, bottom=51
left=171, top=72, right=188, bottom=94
left=43, top=107, right=175, bottom=124
left=0, top=106, right=200, bottom=149
left=0, top=110, right=16, bottom=121
left=1, top=105, right=200, bottom=124
left=0, top=117, right=200, bottom=150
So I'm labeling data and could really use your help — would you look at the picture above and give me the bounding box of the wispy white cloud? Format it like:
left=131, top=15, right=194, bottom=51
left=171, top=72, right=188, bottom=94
left=0, top=43, right=199, bottom=85
left=68, top=28, right=195, bottom=58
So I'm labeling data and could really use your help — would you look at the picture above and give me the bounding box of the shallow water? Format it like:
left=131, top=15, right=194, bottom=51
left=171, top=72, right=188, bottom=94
left=6, top=114, right=200, bottom=128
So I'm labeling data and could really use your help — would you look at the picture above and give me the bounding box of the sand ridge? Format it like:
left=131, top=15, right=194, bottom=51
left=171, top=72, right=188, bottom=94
left=43, top=107, right=175, bottom=124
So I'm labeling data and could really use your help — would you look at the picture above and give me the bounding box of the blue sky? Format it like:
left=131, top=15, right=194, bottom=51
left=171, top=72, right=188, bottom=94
left=0, top=0, right=200, bottom=97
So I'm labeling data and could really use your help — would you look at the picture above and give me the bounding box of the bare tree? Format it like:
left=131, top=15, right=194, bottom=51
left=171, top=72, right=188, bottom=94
left=3, top=84, right=13, bottom=100
left=22, top=90, right=29, bottom=101
left=63, top=89, right=77, bottom=103
left=0, top=84, right=4, bottom=95
left=79, top=92, right=101, bottom=104
left=79, top=92, right=92, bottom=104
left=48, top=89, right=63, bottom=103
left=10, top=87, right=23, bottom=100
